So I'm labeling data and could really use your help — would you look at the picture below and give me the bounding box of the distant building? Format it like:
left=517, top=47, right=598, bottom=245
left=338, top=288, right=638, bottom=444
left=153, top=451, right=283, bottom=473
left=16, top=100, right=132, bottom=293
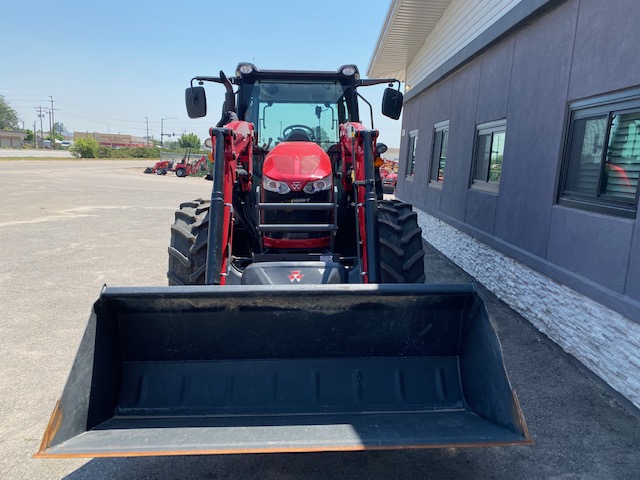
left=73, top=132, right=151, bottom=147
left=0, top=130, right=26, bottom=148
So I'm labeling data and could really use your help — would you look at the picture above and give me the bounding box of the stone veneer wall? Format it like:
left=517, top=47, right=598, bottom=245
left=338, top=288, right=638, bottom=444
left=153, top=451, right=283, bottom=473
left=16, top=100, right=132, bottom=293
left=416, top=210, right=640, bottom=409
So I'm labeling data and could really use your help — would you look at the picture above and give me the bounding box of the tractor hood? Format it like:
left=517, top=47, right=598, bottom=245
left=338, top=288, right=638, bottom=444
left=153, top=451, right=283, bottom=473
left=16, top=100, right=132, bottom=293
left=263, top=142, right=332, bottom=192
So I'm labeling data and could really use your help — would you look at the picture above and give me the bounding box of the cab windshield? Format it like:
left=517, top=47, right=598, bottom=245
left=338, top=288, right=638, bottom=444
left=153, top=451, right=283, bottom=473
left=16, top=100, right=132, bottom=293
left=246, top=80, right=351, bottom=149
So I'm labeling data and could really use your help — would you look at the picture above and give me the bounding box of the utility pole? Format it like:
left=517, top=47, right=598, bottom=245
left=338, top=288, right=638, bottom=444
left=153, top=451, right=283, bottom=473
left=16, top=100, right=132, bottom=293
left=48, top=96, right=58, bottom=146
left=33, top=121, right=37, bottom=148
left=145, top=117, right=150, bottom=146
left=35, top=106, right=45, bottom=148
left=45, top=109, right=52, bottom=147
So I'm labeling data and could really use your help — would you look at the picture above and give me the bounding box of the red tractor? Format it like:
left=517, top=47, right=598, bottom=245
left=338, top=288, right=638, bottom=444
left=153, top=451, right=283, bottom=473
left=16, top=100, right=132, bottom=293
left=172, top=149, right=209, bottom=177
left=169, top=64, right=423, bottom=286
left=143, top=158, right=173, bottom=175
left=382, top=171, right=398, bottom=193
left=38, top=63, right=530, bottom=458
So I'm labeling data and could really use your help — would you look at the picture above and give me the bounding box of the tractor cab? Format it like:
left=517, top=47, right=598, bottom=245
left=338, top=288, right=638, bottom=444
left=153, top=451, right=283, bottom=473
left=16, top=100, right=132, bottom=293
left=187, top=63, right=402, bottom=156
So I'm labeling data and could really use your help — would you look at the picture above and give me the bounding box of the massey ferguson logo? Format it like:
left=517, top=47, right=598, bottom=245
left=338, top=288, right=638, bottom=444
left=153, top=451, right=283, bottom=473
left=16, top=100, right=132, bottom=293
left=288, top=270, right=304, bottom=282
left=290, top=181, right=302, bottom=191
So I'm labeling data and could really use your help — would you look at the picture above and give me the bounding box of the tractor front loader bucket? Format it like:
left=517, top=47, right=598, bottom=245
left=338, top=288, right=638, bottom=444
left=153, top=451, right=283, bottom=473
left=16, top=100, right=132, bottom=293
left=36, top=284, right=531, bottom=458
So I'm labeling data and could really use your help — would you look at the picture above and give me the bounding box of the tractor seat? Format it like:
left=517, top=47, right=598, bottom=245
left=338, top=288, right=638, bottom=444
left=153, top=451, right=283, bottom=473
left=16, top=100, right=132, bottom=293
left=285, top=129, right=311, bottom=142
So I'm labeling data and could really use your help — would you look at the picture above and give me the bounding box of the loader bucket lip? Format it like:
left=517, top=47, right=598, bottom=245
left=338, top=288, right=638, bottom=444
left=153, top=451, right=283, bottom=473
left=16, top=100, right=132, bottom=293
left=36, top=282, right=532, bottom=458
left=36, top=409, right=532, bottom=458
left=98, top=282, right=479, bottom=299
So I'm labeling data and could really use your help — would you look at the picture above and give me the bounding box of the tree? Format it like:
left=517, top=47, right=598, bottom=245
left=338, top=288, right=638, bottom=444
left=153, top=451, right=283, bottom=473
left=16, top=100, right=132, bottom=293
left=24, top=129, right=34, bottom=143
left=178, top=133, right=201, bottom=150
left=53, top=121, right=66, bottom=134
left=71, top=137, right=99, bottom=158
left=0, top=96, right=19, bottom=130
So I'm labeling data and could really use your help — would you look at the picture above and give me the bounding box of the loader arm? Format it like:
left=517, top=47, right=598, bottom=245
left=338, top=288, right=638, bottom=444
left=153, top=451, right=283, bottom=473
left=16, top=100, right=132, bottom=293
left=341, top=122, right=381, bottom=283
left=206, top=121, right=254, bottom=285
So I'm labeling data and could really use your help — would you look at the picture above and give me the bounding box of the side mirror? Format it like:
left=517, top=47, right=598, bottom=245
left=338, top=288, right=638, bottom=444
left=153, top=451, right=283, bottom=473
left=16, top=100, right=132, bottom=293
left=376, top=142, right=388, bottom=155
left=204, top=138, right=213, bottom=149
left=382, top=87, right=403, bottom=120
left=185, top=86, right=207, bottom=119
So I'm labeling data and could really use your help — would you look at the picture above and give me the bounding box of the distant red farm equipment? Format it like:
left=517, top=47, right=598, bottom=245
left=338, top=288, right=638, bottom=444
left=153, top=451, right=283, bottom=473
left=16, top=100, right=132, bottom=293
left=143, top=148, right=209, bottom=177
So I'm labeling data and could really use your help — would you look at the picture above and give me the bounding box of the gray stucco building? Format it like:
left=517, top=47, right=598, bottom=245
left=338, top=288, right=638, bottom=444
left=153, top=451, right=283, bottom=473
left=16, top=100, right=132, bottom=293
left=369, top=0, right=640, bottom=409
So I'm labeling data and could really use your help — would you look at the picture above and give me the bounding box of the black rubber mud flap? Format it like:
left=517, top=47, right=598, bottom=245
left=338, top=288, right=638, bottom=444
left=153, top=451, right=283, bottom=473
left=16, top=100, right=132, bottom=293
left=36, top=284, right=531, bottom=458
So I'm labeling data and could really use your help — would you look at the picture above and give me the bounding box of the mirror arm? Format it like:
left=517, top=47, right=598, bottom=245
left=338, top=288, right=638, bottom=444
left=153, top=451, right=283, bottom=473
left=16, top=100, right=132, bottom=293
left=191, top=76, right=223, bottom=86
left=219, top=71, right=236, bottom=114
left=357, top=78, right=401, bottom=89
left=356, top=92, right=375, bottom=130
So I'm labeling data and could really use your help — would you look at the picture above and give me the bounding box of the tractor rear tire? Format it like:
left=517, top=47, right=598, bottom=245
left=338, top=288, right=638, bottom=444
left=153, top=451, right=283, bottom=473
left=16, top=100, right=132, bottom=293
left=167, top=199, right=210, bottom=285
left=176, top=168, right=186, bottom=178
left=377, top=200, right=426, bottom=283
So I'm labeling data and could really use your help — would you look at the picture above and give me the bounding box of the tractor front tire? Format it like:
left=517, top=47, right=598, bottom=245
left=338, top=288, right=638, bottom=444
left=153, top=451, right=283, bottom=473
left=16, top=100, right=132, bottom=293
left=167, top=199, right=210, bottom=285
left=175, top=168, right=186, bottom=178
left=378, top=200, right=426, bottom=283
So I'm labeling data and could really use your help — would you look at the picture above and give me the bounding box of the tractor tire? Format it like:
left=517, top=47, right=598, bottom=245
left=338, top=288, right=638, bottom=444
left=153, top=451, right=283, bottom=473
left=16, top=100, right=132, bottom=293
left=167, top=199, right=210, bottom=285
left=156, top=168, right=164, bottom=175
left=377, top=199, right=426, bottom=283
left=175, top=168, right=186, bottom=177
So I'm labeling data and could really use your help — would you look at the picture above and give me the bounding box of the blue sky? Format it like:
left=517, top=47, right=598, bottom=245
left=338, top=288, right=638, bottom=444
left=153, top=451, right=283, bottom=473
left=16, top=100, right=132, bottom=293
left=1, top=0, right=402, bottom=147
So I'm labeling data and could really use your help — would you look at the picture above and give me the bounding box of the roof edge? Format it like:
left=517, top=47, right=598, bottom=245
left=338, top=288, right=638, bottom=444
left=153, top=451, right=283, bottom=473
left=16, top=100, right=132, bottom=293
left=366, top=0, right=400, bottom=78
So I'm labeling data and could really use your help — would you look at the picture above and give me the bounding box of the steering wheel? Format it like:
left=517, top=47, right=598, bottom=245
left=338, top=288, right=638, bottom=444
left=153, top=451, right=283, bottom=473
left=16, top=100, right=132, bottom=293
left=282, top=124, right=315, bottom=141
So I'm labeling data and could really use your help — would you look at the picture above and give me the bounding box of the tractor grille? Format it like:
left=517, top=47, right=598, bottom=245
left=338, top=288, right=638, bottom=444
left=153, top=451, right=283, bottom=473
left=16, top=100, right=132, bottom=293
left=258, top=187, right=337, bottom=246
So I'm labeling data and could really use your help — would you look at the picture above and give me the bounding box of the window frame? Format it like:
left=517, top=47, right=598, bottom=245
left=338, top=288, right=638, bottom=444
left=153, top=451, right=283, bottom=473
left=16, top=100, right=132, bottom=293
left=558, top=92, right=640, bottom=218
left=405, top=129, right=418, bottom=177
left=471, top=120, right=507, bottom=193
left=430, top=121, right=449, bottom=184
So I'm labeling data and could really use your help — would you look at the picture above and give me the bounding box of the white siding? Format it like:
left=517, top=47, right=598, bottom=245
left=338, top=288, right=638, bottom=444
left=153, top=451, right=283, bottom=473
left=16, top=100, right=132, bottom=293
left=406, top=0, right=523, bottom=90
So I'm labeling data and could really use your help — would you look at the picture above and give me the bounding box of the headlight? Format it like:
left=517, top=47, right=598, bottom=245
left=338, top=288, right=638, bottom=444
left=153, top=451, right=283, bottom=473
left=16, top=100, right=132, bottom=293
left=263, top=175, right=291, bottom=194
left=303, top=174, right=333, bottom=194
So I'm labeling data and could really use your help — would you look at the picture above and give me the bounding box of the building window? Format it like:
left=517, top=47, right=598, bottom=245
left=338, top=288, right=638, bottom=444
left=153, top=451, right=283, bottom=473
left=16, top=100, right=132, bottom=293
left=430, top=121, right=449, bottom=183
left=406, top=130, right=418, bottom=176
left=472, top=120, right=506, bottom=190
left=559, top=93, right=640, bottom=217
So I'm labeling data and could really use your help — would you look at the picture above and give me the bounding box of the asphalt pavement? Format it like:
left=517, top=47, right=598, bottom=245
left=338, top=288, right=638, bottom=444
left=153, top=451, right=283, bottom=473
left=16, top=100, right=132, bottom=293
left=0, top=160, right=638, bottom=479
